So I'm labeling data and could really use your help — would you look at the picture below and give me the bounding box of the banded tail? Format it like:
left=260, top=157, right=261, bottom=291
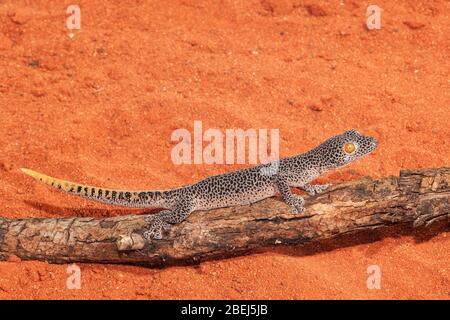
left=21, top=168, right=168, bottom=208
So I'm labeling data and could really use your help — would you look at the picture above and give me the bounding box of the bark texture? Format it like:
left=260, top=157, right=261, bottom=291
left=0, top=167, right=448, bottom=267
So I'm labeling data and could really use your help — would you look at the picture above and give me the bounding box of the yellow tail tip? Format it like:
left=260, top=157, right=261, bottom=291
left=20, top=168, right=45, bottom=180
left=21, top=168, right=35, bottom=175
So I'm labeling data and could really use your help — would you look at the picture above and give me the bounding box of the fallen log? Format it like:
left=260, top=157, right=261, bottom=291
left=0, top=167, right=448, bottom=267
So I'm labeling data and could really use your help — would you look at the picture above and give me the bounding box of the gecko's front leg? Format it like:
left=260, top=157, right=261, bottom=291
left=274, top=175, right=305, bottom=214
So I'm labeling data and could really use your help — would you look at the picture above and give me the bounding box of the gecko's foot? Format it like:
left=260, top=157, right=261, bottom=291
left=286, top=195, right=305, bottom=214
left=305, top=183, right=332, bottom=196
left=143, top=213, right=172, bottom=240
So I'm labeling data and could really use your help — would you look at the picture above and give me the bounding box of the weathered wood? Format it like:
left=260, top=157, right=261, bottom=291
left=0, top=167, right=448, bottom=267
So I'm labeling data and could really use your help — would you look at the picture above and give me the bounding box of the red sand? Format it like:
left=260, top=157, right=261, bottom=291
left=0, top=0, right=448, bottom=299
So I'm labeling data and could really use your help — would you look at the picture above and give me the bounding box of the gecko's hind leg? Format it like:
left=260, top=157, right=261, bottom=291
left=143, top=200, right=193, bottom=240
left=143, top=210, right=172, bottom=240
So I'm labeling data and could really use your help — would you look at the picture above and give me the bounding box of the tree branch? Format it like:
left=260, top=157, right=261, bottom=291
left=0, top=167, right=448, bottom=267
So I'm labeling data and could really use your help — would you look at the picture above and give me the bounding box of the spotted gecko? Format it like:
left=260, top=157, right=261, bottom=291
left=22, top=129, right=377, bottom=240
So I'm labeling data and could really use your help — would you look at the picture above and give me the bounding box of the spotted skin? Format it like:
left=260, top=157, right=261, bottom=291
left=22, top=129, right=378, bottom=240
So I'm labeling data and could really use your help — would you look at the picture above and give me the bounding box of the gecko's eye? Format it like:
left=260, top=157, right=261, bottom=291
left=343, top=142, right=356, bottom=154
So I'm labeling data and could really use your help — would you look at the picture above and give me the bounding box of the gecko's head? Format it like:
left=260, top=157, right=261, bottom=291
left=317, top=129, right=378, bottom=170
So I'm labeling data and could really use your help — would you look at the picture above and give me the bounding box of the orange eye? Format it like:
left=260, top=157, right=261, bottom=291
left=343, top=142, right=356, bottom=154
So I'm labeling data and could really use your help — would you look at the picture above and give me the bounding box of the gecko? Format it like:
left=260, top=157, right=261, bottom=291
left=21, top=129, right=378, bottom=240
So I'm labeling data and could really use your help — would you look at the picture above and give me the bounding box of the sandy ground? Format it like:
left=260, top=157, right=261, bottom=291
left=0, top=0, right=448, bottom=299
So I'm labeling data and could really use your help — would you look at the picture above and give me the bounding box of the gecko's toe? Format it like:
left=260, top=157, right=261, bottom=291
left=294, top=206, right=306, bottom=214
left=290, top=206, right=306, bottom=215
left=308, top=183, right=332, bottom=196
left=144, top=229, right=162, bottom=240
left=143, top=227, right=161, bottom=240
left=317, top=183, right=332, bottom=193
left=287, top=195, right=305, bottom=214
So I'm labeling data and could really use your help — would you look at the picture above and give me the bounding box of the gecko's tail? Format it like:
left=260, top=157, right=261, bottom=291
left=20, top=168, right=168, bottom=209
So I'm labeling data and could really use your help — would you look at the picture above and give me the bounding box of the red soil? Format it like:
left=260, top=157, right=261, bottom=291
left=0, top=0, right=448, bottom=299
